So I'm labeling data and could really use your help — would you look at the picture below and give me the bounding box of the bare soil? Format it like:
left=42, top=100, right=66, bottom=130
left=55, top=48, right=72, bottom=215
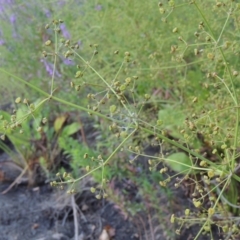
left=0, top=181, right=139, bottom=240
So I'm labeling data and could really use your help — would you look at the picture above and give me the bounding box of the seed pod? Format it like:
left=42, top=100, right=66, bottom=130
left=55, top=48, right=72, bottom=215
left=144, top=94, right=150, bottom=100
left=45, top=40, right=52, bottom=46
left=120, top=131, right=128, bottom=138
left=159, top=181, right=166, bottom=187
left=70, top=189, right=76, bottom=194
left=185, top=209, right=190, bottom=216
left=42, top=51, right=47, bottom=57
left=192, top=97, right=198, bottom=103
left=125, top=77, right=131, bottom=84
left=207, top=53, right=215, bottom=60
left=65, top=50, right=73, bottom=58
left=194, top=49, right=199, bottom=56
left=193, top=200, right=201, bottom=208
left=157, top=120, right=162, bottom=126
left=125, top=51, right=130, bottom=56
left=55, top=27, right=61, bottom=33
left=75, top=85, right=81, bottom=91
left=75, top=71, right=83, bottom=78
left=95, top=194, right=101, bottom=199
left=124, top=56, right=130, bottom=62
left=200, top=161, right=207, bottom=167
left=110, top=105, right=117, bottom=113
left=0, top=135, right=5, bottom=140
left=41, top=118, right=47, bottom=124
left=70, top=82, right=74, bottom=88
left=103, top=193, right=108, bottom=198
left=233, top=71, right=238, bottom=76
left=171, top=45, right=177, bottom=53
left=120, top=84, right=126, bottom=91
left=194, top=32, right=199, bottom=37
left=168, top=0, right=175, bottom=7
left=174, top=183, right=179, bottom=188
left=208, top=207, right=215, bottom=216
left=205, top=36, right=211, bottom=42
left=52, top=19, right=59, bottom=24
left=29, top=103, right=35, bottom=111
left=15, top=97, right=21, bottom=104
left=92, top=106, right=98, bottom=111
left=172, top=27, right=178, bottom=33
left=221, top=144, right=227, bottom=149
left=37, top=126, right=42, bottom=132
left=159, top=8, right=165, bottom=14
left=208, top=170, right=215, bottom=179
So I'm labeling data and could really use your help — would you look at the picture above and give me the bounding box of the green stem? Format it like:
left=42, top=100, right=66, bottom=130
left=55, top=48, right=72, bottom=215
left=141, top=126, right=240, bottom=183
left=66, top=127, right=137, bottom=184
left=71, top=49, right=136, bottom=123
left=193, top=2, right=239, bottom=171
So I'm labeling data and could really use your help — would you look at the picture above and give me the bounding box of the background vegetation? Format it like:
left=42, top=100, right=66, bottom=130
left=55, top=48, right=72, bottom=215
left=1, top=0, right=240, bottom=239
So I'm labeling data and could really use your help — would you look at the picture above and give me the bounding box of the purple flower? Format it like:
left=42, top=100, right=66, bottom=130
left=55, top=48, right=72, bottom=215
left=44, top=9, right=51, bottom=18
left=9, top=14, right=16, bottom=24
left=0, top=6, right=4, bottom=15
left=60, top=24, right=70, bottom=39
left=0, top=29, right=4, bottom=45
left=57, top=0, right=67, bottom=7
left=63, top=58, right=75, bottom=66
left=95, top=5, right=102, bottom=11
left=41, top=59, right=62, bottom=78
left=0, top=0, right=14, bottom=5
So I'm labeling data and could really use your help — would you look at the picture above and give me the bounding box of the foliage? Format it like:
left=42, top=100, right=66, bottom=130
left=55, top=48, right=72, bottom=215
left=1, top=0, right=240, bottom=239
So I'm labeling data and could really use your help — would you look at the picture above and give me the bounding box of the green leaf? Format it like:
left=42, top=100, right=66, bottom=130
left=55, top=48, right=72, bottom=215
left=61, top=122, right=82, bottom=137
left=158, top=106, right=185, bottom=138
left=54, top=114, right=68, bottom=133
left=165, top=152, right=193, bottom=173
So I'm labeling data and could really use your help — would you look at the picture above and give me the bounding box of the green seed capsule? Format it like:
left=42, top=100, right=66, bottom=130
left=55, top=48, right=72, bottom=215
left=15, top=97, right=21, bottom=104
left=110, top=105, right=117, bottom=113
left=45, top=40, right=52, bottom=46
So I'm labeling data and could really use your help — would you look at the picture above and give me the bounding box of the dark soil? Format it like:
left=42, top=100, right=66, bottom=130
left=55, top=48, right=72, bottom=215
left=0, top=181, right=139, bottom=240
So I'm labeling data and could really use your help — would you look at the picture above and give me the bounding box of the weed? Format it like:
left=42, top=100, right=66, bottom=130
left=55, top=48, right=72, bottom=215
left=1, top=0, right=240, bottom=239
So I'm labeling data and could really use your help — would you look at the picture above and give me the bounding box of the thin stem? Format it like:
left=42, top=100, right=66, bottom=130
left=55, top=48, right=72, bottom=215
left=71, top=49, right=136, bottom=124
left=216, top=10, right=231, bottom=45
left=193, top=2, right=239, bottom=172
left=67, top=127, right=137, bottom=184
